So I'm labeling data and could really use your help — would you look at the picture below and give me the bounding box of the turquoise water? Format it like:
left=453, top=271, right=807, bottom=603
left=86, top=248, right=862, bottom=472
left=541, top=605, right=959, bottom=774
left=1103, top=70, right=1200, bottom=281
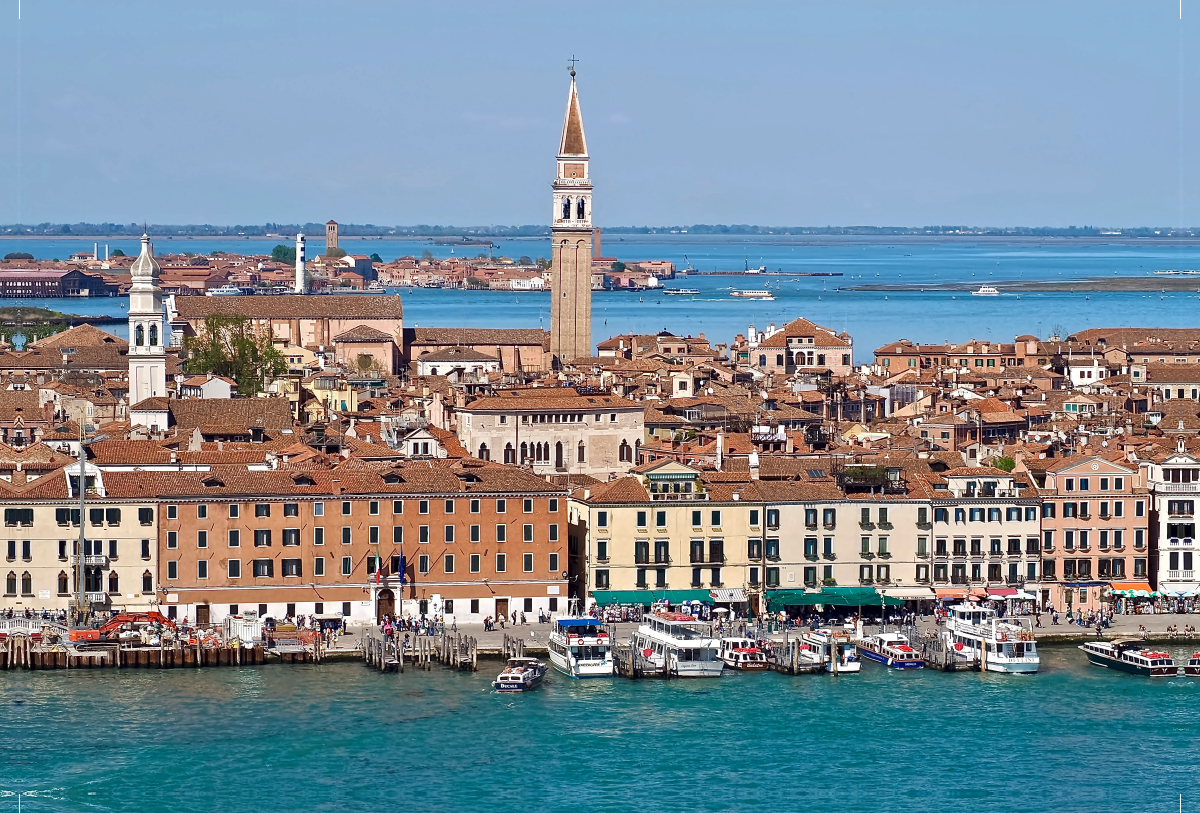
left=3, top=235, right=1200, bottom=358
left=3, top=645, right=1200, bottom=812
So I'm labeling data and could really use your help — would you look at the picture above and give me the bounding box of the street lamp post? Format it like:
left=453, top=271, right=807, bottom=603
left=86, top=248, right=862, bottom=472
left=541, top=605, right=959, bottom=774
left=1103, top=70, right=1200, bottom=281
left=56, top=426, right=108, bottom=630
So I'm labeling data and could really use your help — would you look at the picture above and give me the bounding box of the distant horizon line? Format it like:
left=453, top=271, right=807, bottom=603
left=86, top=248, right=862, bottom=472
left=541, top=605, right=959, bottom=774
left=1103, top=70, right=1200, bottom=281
left=2, top=223, right=1198, bottom=240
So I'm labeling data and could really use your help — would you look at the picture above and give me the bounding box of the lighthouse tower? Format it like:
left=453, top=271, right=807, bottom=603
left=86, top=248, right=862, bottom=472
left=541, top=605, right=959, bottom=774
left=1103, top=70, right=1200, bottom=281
left=549, top=63, right=594, bottom=364
left=127, top=233, right=166, bottom=403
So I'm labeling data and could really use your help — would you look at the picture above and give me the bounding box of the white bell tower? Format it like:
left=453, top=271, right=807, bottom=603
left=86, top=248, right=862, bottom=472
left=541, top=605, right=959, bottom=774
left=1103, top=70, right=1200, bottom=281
left=128, top=233, right=166, bottom=403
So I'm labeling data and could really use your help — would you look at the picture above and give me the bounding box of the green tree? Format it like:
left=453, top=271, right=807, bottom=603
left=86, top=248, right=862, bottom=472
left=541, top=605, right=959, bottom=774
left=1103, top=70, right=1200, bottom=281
left=110, top=249, right=126, bottom=257
left=370, top=253, right=383, bottom=264
left=271, top=244, right=297, bottom=265
left=993, top=456, right=1016, bottom=472
left=611, top=261, right=627, bottom=273
left=326, top=247, right=347, bottom=258
left=183, top=315, right=287, bottom=397
left=420, top=249, right=435, bottom=262
left=536, top=257, right=550, bottom=269
left=3, top=252, right=33, bottom=261
left=518, top=255, right=533, bottom=265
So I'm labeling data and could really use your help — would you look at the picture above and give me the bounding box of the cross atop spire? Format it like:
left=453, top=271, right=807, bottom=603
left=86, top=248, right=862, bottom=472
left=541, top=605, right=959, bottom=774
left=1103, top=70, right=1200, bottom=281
left=567, top=55, right=578, bottom=76
left=558, top=64, right=587, bottom=157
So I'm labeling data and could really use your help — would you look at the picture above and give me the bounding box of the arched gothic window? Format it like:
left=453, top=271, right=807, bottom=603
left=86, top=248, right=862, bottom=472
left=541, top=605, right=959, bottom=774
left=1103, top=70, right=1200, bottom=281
left=520, top=442, right=528, bottom=463
left=576, top=197, right=586, bottom=220
left=20, top=571, right=31, bottom=595
left=108, top=571, right=119, bottom=594
left=135, top=324, right=144, bottom=346
left=619, top=441, right=631, bottom=463
left=504, top=443, right=516, bottom=465
left=577, top=441, right=586, bottom=463
left=478, top=443, right=489, bottom=461
left=562, top=197, right=571, bottom=220
left=6, top=571, right=16, bottom=595
left=57, top=571, right=69, bottom=595
left=149, top=324, right=158, bottom=346
left=142, top=570, right=153, bottom=592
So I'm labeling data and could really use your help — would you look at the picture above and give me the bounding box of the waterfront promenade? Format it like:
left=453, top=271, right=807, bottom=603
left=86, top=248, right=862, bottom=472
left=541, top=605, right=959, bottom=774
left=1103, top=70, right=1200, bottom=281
left=350, top=610, right=1200, bottom=662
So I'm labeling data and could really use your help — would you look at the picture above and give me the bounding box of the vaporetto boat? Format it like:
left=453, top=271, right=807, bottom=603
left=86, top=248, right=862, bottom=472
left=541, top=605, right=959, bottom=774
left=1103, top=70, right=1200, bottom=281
left=629, top=612, right=724, bottom=678
left=943, top=603, right=1039, bottom=674
left=548, top=616, right=614, bottom=678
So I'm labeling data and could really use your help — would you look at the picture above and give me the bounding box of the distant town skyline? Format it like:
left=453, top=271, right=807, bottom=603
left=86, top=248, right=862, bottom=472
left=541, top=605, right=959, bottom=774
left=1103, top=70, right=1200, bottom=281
left=1, top=1, right=1196, bottom=227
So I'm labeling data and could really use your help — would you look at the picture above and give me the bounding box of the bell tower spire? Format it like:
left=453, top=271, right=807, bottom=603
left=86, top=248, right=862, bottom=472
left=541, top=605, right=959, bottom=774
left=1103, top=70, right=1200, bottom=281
left=127, top=232, right=166, bottom=404
left=549, top=60, right=594, bottom=364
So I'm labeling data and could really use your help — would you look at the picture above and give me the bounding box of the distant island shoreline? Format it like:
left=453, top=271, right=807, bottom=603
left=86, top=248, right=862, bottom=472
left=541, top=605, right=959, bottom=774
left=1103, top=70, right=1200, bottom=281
left=847, top=275, right=1200, bottom=292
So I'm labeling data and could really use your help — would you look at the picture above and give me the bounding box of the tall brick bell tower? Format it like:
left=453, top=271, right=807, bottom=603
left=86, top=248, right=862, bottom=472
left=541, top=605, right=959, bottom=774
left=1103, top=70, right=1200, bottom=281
left=549, top=62, right=593, bottom=365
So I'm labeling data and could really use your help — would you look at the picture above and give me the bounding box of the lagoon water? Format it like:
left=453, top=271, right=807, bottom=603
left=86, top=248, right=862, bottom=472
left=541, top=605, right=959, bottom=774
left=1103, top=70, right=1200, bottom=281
left=3, top=235, right=1200, bottom=357
left=2, top=646, right=1199, bottom=812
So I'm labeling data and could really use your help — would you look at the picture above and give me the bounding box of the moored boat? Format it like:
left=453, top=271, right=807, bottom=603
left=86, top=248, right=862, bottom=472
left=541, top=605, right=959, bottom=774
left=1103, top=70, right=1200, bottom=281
left=718, top=637, right=770, bottom=671
left=548, top=615, right=614, bottom=678
left=800, top=629, right=861, bottom=673
left=206, top=284, right=245, bottom=296
left=1185, top=653, right=1200, bottom=677
left=1079, top=640, right=1177, bottom=677
left=971, top=285, right=1000, bottom=296
left=729, top=289, right=774, bottom=299
left=944, top=603, right=1039, bottom=674
left=629, top=612, right=724, bottom=678
left=663, top=288, right=700, bottom=295
left=856, top=631, right=924, bottom=669
left=492, top=656, right=549, bottom=692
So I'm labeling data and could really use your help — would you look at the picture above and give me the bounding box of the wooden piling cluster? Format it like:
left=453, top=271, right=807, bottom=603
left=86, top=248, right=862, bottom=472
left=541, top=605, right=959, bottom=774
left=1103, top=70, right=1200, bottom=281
left=0, top=637, right=289, bottom=670
left=440, top=632, right=479, bottom=671
left=501, top=634, right=526, bottom=660
left=768, top=640, right=825, bottom=675
left=612, top=643, right=659, bottom=678
left=922, top=631, right=981, bottom=672
left=361, top=630, right=479, bottom=673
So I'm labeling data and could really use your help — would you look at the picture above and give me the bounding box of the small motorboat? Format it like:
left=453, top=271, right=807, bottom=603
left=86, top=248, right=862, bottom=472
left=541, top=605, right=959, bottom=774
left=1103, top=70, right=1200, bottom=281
left=1183, top=653, right=1200, bottom=677
left=718, top=637, right=770, bottom=671
left=492, top=656, right=548, bottom=692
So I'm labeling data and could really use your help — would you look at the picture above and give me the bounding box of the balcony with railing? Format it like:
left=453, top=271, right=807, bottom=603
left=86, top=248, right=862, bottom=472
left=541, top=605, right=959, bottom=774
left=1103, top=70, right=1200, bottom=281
left=1168, top=570, right=1196, bottom=580
left=84, top=555, right=109, bottom=567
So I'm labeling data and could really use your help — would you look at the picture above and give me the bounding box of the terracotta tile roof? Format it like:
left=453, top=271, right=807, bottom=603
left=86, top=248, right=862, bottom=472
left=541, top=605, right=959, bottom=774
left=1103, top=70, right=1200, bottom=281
left=756, top=317, right=850, bottom=349
left=464, top=390, right=641, bottom=412
left=406, top=327, right=546, bottom=346
left=334, top=325, right=395, bottom=342
left=942, top=466, right=1009, bottom=477
left=177, top=294, right=403, bottom=320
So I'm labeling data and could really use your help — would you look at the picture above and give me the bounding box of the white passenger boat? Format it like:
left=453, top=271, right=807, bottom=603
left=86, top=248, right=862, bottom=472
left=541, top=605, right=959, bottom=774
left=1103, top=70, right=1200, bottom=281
left=856, top=631, right=924, bottom=669
left=206, top=285, right=245, bottom=296
left=971, top=285, right=1000, bottom=296
left=1079, top=640, right=1177, bottom=677
left=944, top=603, right=1039, bottom=674
left=718, top=637, right=770, bottom=671
left=730, top=289, right=774, bottom=299
left=492, top=656, right=548, bottom=692
left=548, top=615, right=614, bottom=678
left=663, top=288, right=700, bottom=295
left=630, top=612, right=724, bottom=678
left=800, top=629, right=861, bottom=673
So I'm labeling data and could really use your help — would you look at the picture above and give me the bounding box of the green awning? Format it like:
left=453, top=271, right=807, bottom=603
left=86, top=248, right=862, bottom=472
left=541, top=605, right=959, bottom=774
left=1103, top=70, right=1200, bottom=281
left=590, top=589, right=713, bottom=606
left=765, top=587, right=904, bottom=611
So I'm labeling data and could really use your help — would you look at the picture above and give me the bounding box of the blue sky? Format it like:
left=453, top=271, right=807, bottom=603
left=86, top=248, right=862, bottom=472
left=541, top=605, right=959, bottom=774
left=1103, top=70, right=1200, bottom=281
left=1, top=1, right=1196, bottom=226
